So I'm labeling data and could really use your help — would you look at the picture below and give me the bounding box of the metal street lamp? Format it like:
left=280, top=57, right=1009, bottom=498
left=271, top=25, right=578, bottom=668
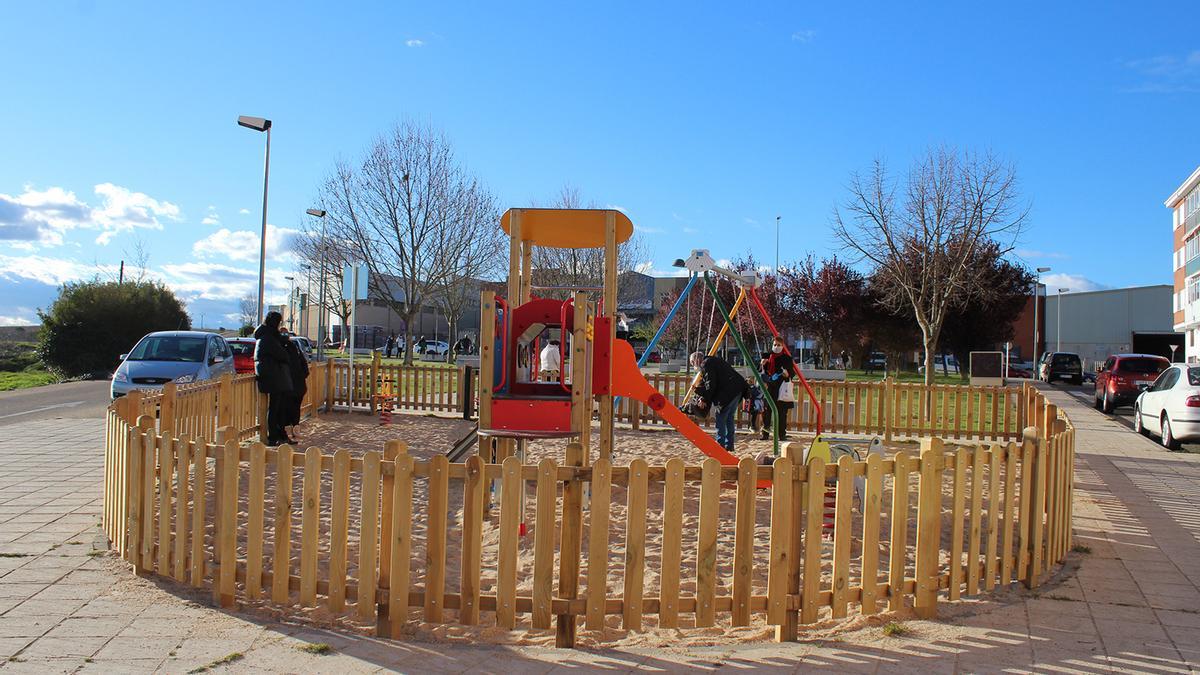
left=238, top=115, right=272, bottom=325
left=1057, top=288, right=1070, bottom=353
left=775, top=215, right=781, bottom=273
left=306, top=208, right=328, bottom=359
left=1034, top=266, right=1051, bottom=366
left=284, top=276, right=296, bottom=329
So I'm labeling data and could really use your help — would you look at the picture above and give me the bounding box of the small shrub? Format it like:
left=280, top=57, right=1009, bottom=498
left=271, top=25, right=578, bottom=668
left=187, top=652, right=243, bottom=673
left=882, top=621, right=909, bottom=637
left=1071, top=544, right=1091, bottom=554
left=298, top=643, right=333, bottom=655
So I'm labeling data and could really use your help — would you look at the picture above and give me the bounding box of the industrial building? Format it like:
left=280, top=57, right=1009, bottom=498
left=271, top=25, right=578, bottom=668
left=1044, top=285, right=1180, bottom=369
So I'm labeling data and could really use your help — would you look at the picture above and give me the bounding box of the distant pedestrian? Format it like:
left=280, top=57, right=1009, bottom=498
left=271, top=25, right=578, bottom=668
left=417, top=335, right=428, bottom=355
left=691, top=351, right=748, bottom=452
left=281, top=328, right=309, bottom=440
left=385, top=333, right=397, bottom=358
left=253, top=311, right=293, bottom=446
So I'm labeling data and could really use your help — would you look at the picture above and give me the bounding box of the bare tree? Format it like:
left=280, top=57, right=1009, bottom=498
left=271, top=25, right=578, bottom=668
left=528, top=184, right=649, bottom=302
left=433, top=181, right=503, bottom=359
left=320, top=121, right=498, bottom=365
left=293, top=230, right=353, bottom=347
left=237, top=296, right=258, bottom=330
left=833, top=147, right=1027, bottom=387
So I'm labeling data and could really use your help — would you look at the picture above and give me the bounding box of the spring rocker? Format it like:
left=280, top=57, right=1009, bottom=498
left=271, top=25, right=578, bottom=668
left=475, top=209, right=779, bottom=489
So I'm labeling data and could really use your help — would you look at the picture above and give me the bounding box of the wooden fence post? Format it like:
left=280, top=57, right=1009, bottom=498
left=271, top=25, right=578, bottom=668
left=218, top=373, right=233, bottom=430
left=914, top=436, right=945, bottom=619
left=127, top=390, right=144, bottom=428
left=370, top=350, right=381, bottom=414
left=325, top=359, right=335, bottom=412
left=883, top=377, right=894, bottom=442
left=376, top=440, right=403, bottom=635
left=1022, top=426, right=1045, bottom=588
left=217, top=440, right=238, bottom=608
left=556, top=442, right=585, bottom=647
left=159, top=382, right=177, bottom=440
left=775, top=442, right=804, bottom=642
left=460, top=365, right=474, bottom=419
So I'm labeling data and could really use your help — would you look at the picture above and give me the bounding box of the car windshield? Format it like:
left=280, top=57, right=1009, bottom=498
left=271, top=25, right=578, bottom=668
left=1119, top=358, right=1167, bottom=375
left=228, top=342, right=254, bottom=356
left=1190, top=368, right=1200, bottom=386
left=127, top=336, right=207, bottom=362
left=1052, top=355, right=1079, bottom=366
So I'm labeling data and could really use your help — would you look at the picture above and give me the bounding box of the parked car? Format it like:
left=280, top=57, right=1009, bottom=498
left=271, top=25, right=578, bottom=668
left=111, top=331, right=236, bottom=398
left=1006, top=364, right=1033, bottom=379
left=1135, top=364, right=1200, bottom=449
left=864, top=352, right=887, bottom=373
left=226, top=337, right=256, bottom=374
left=420, top=340, right=450, bottom=356
left=290, top=336, right=319, bottom=360
left=918, top=354, right=959, bottom=375
left=1038, top=352, right=1083, bottom=385
left=1094, top=354, right=1170, bottom=413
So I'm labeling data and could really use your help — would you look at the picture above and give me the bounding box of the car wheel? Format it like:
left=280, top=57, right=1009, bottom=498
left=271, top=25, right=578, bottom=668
left=1101, top=390, right=1113, bottom=414
left=1134, top=405, right=1148, bottom=436
left=1162, top=414, right=1181, bottom=451
left=1094, top=392, right=1102, bottom=410
left=1072, top=377, right=1082, bottom=386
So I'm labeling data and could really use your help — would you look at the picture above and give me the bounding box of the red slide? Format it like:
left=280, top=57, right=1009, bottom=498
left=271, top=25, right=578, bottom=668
left=609, top=340, right=768, bottom=485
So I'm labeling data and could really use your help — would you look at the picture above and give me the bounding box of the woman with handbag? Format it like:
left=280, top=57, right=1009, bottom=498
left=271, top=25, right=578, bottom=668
left=760, top=335, right=796, bottom=441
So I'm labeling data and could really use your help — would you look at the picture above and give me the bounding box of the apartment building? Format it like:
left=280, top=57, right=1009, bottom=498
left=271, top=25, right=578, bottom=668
left=1166, top=166, right=1200, bottom=363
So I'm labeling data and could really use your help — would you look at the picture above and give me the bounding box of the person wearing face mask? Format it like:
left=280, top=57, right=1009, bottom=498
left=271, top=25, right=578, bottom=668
left=760, top=336, right=797, bottom=441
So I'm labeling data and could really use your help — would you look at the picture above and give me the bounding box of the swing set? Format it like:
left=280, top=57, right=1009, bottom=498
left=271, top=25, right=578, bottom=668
left=634, top=249, right=823, bottom=457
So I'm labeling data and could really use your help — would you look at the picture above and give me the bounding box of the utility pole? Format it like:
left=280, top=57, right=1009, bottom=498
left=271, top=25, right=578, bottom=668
left=775, top=215, right=781, bottom=273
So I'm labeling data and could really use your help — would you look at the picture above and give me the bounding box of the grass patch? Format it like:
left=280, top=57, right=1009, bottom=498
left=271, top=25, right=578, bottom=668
left=188, top=652, right=244, bottom=673
left=298, top=643, right=333, bottom=655
left=87, top=550, right=106, bottom=557
left=882, top=621, right=910, bottom=637
left=0, top=370, right=57, bottom=391
left=845, top=369, right=966, bottom=385
left=1071, top=544, right=1091, bottom=554
left=0, top=553, right=31, bottom=558
left=1045, top=594, right=1080, bottom=602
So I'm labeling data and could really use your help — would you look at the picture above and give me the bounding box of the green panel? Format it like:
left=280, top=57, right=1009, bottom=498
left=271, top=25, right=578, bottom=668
left=1187, top=257, right=1200, bottom=277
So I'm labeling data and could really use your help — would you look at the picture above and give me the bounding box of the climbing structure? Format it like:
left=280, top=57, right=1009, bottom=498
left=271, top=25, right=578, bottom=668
left=476, top=208, right=755, bottom=469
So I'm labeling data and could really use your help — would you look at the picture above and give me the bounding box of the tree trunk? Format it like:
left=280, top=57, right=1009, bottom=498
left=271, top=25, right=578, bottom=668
left=402, top=312, right=415, bottom=366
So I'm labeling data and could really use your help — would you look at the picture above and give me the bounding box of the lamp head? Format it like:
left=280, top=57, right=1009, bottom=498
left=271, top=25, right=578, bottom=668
left=237, top=115, right=271, bottom=132
left=672, top=258, right=686, bottom=268
left=1037, top=266, right=1051, bottom=273
left=305, top=208, right=327, bottom=218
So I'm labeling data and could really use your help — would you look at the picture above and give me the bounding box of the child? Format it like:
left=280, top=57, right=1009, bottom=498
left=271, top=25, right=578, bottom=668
left=742, top=377, right=766, bottom=435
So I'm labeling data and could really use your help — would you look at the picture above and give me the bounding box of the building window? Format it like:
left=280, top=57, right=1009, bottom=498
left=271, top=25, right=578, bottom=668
left=1190, top=187, right=1200, bottom=218
left=1189, top=277, right=1200, bottom=304
left=1188, top=233, right=1200, bottom=263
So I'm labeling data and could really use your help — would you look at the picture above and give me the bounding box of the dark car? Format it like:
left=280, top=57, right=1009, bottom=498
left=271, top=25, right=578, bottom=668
left=1039, top=352, right=1083, bottom=385
left=1094, top=353, right=1170, bottom=413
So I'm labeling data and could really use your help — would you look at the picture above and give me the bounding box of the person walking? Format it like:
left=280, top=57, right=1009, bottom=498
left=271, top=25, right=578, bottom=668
left=417, top=335, right=428, bottom=356
left=281, top=328, right=309, bottom=441
left=384, top=333, right=396, bottom=358
left=690, top=351, right=748, bottom=452
left=760, top=335, right=797, bottom=441
left=253, top=311, right=293, bottom=446
left=538, top=339, right=561, bottom=381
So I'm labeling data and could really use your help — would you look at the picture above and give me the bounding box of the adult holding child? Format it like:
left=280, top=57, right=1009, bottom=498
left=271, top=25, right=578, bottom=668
left=760, top=335, right=796, bottom=441
left=690, top=351, right=749, bottom=452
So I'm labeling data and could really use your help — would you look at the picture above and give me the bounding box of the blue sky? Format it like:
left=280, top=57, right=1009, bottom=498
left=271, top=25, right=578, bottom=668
left=1, top=1, right=1196, bottom=327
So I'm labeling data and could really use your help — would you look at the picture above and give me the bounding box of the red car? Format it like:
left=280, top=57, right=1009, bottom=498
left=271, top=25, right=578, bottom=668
left=1094, top=353, right=1170, bottom=413
left=227, top=337, right=256, bottom=374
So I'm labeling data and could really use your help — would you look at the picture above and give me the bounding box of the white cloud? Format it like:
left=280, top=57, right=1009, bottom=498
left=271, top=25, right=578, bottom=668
left=239, top=208, right=251, bottom=215
left=640, top=226, right=665, bottom=234
left=0, top=183, right=181, bottom=247
left=201, top=216, right=220, bottom=226
left=1043, top=273, right=1106, bottom=294
left=159, top=260, right=291, bottom=303
left=743, top=217, right=759, bottom=227
left=681, top=226, right=698, bottom=235
left=0, top=252, right=108, bottom=286
left=791, top=29, right=816, bottom=43
left=405, top=39, right=424, bottom=47
left=192, top=224, right=301, bottom=263
left=0, top=314, right=37, bottom=326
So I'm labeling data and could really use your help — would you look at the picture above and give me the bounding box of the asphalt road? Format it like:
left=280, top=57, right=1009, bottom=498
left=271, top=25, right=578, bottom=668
left=1048, top=379, right=1200, bottom=453
left=0, top=380, right=112, bottom=427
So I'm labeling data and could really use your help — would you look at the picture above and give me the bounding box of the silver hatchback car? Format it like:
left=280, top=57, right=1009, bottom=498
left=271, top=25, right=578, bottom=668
left=111, top=331, right=236, bottom=398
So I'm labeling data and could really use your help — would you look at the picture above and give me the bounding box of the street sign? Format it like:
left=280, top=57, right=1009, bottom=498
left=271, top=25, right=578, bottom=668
left=342, top=264, right=369, bottom=300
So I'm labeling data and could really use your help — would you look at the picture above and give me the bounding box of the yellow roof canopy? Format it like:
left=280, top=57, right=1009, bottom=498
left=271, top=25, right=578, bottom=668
left=501, top=208, right=634, bottom=249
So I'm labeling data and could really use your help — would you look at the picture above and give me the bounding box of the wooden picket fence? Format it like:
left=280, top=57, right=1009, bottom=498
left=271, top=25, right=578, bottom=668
left=102, top=380, right=1075, bottom=648
left=326, top=358, right=462, bottom=414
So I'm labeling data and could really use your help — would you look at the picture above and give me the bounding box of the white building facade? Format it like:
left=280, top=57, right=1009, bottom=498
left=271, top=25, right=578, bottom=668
left=1165, top=166, right=1200, bottom=364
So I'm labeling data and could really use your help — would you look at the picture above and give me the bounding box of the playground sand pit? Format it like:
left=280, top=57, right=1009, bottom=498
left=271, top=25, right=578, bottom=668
left=223, top=411, right=1015, bottom=649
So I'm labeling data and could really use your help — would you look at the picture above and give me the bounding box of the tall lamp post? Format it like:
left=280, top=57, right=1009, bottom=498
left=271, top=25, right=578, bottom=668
left=775, top=215, right=781, bottom=273
left=306, top=208, right=328, bottom=359
left=237, top=115, right=272, bottom=325
left=1033, top=266, right=1051, bottom=366
left=1057, top=288, right=1070, bottom=352
left=284, top=275, right=296, bottom=329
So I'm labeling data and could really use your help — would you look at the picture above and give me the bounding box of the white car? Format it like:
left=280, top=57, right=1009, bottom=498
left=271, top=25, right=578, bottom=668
left=1134, top=364, right=1200, bottom=450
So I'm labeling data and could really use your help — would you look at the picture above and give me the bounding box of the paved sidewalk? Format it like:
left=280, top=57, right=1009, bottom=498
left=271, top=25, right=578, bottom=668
left=2, top=394, right=1200, bottom=673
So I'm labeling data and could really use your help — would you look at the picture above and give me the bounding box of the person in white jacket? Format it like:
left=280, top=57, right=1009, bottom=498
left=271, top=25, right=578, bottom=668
left=538, top=340, right=561, bottom=381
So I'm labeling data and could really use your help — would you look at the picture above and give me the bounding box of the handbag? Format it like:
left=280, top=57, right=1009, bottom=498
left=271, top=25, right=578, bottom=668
left=777, top=379, right=795, bottom=403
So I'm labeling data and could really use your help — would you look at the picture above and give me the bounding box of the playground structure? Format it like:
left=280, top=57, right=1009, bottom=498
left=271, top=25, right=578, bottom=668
left=476, top=208, right=782, bottom=471
left=97, top=207, right=1079, bottom=651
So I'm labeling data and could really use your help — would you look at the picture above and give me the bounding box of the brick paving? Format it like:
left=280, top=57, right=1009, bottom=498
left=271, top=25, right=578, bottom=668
left=2, top=391, right=1200, bottom=673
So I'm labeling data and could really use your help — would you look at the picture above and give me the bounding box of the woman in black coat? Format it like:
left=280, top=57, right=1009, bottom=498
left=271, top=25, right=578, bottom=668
left=254, top=311, right=293, bottom=446
left=282, top=330, right=309, bottom=438
left=760, top=335, right=797, bottom=441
